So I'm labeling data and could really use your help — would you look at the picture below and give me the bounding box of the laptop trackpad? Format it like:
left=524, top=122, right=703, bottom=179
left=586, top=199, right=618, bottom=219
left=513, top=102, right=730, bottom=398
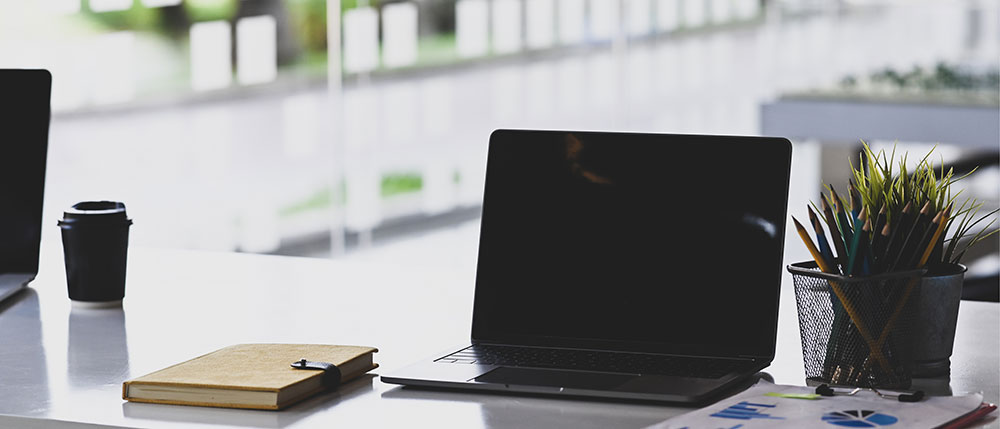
left=474, top=367, right=633, bottom=390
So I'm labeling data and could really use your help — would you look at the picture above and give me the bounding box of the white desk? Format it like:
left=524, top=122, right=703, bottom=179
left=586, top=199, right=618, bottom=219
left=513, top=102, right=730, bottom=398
left=1, top=245, right=997, bottom=428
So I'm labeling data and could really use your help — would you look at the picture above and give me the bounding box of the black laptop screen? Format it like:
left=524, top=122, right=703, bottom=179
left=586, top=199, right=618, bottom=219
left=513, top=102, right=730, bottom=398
left=471, top=130, right=791, bottom=358
left=0, top=70, right=51, bottom=275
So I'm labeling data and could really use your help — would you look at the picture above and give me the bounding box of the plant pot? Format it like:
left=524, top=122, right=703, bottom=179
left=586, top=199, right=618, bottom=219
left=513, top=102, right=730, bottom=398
left=911, top=263, right=967, bottom=378
left=788, top=262, right=926, bottom=389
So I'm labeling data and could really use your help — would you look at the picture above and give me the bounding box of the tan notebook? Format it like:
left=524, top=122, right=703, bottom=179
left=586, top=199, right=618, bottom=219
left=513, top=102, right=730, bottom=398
left=122, top=344, right=378, bottom=410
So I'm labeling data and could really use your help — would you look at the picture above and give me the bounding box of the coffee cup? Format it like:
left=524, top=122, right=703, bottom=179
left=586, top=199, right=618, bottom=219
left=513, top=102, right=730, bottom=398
left=57, top=201, right=133, bottom=307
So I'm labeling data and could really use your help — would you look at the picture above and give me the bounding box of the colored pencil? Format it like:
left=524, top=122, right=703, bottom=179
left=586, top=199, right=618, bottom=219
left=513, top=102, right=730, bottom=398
left=849, top=182, right=862, bottom=219
left=860, top=217, right=873, bottom=275
left=831, top=188, right=854, bottom=255
left=792, top=216, right=834, bottom=274
left=808, top=206, right=835, bottom=269
left=870, top=203, right=888, bottom=268
left=846, top=207, right=868, bottom=275
left=822, top=195, right=848, bottom=273
left=880, top=201, right=914, bottom=267
left=890, top=201, right=932, bottom=271
left=914, top=204, right=952, bottom=268
left=873, top=221, right=892, bottom=271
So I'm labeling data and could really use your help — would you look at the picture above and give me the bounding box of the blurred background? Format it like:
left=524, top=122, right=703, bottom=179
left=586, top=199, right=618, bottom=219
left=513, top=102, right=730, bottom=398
left=1, top=0, right=997, bottom=292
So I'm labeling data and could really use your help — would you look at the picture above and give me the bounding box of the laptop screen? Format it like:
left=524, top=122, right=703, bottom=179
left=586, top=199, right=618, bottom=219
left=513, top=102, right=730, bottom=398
left=472, top=130, right=791, bottom=358
left=0, top=70, right=51, bottom=275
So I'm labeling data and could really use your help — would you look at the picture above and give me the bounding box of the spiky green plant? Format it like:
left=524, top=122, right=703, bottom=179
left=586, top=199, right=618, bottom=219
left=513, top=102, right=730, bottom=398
left=847, top=142, right=997, bottom=268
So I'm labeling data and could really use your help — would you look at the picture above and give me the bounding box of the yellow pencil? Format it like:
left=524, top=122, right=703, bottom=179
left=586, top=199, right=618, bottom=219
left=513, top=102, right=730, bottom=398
left=793, top=216, right=834, bottom=273
left=916, top=203, right=952, bottom=268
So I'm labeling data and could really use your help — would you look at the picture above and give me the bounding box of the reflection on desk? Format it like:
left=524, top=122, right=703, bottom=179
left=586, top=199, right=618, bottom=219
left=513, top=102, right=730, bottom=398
left=68, top=306, right=130, bottom=388
left=0, top=289, right=50, bottom=415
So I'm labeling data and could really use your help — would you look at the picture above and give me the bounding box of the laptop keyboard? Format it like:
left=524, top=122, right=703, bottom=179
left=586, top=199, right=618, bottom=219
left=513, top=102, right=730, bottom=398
left=437, top=345, right=750, bottom=379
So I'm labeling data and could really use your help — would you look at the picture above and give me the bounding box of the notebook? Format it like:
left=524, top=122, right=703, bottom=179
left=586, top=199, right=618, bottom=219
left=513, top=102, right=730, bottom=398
left=123, top=344, right=378, bottom=410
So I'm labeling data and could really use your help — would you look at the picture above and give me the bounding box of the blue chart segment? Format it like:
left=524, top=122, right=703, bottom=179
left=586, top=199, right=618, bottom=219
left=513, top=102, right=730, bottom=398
left=822, top=410, right=899, bottom=427
left=710, top=401, right=784, bottom=420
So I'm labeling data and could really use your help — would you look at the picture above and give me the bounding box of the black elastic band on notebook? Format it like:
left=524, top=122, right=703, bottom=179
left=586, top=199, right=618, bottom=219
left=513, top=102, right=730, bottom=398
left=291, top=359, right=342, bottom=389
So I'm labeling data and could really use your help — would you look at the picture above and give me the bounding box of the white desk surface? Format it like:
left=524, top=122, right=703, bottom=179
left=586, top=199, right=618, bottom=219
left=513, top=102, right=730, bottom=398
left=1, top=245, right=997, bottom=428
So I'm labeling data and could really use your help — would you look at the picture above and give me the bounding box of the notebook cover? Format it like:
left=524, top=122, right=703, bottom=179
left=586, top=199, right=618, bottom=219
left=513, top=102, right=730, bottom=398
left=122, top=344, right=378, bottom=410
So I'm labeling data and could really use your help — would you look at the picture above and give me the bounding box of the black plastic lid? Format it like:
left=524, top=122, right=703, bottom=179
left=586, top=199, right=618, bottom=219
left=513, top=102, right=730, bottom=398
left=58, top=201, right=132, bottom=227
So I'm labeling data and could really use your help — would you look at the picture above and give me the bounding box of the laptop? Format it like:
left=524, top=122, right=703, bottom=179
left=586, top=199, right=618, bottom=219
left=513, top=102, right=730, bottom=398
left=382, top=130, right=792, bottom=403
left=0, top=70, right=52, bottom=304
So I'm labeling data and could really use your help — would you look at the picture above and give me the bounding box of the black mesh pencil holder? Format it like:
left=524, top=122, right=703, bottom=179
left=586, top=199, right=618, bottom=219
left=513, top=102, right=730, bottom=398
left=788, top=262, right=926, bottom=389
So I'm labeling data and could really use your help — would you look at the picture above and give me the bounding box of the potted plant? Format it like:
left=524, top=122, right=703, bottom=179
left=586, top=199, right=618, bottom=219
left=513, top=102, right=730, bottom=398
left=846, top=143, right=997, bottom=377
left=789, top=142, right=997, bottom=387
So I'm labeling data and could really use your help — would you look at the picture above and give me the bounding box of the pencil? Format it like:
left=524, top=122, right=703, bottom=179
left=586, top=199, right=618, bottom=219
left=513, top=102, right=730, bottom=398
left=808, top=206, right=835, bottom=269
left=822, top=195, right=848, bottom=273
left=793, top=216, right=835, bottom=273
left=818, top=198, right=849, bottom=371
left=849, top=182, right=862, bottom=219
left=881, top=200, right=914, bottom=268
left=860, top=217, right=873, bottom=275
left=890, top=201, right=932, bottom=271
left=873, top=221, right=892, bottom=272
left=831, top=188, right=854, bottom=256
left=871, top=203, right=888, bottom=268
left=873, top=202, right=887, bottom=233
left=846, top=207, right=868, bottom=275
left=914, top=204, right=952, bottom=268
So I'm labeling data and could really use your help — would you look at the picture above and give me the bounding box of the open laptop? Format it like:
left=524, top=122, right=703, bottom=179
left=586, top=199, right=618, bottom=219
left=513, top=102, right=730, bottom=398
left=0, top=70, right=52, bottom=304
left=382, top=130, right=792, bottom=403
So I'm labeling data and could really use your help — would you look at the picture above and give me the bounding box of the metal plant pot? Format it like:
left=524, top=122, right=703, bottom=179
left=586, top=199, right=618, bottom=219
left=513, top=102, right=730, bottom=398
left=911, top=263, right=967, bottom=378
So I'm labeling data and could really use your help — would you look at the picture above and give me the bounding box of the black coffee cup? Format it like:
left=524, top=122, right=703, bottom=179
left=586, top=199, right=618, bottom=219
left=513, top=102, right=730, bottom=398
left=58, top=201, right=133, bottom=307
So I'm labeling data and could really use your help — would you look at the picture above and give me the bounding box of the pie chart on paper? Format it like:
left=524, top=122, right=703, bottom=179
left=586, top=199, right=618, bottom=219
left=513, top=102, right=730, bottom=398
left=821, top=410, right=899, bottom=427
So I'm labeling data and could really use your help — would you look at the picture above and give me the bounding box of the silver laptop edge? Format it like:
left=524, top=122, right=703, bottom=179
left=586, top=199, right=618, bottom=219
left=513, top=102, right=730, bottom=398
left=0, top=274, right=34, bottom=303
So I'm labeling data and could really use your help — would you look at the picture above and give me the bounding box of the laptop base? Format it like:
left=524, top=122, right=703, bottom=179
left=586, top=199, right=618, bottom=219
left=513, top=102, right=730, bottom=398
left=382, top=345, right=768, bottom=404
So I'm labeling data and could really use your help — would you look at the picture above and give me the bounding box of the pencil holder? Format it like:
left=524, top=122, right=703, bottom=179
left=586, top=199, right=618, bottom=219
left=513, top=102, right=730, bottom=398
left=788, top=262, right=926, bottom=389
